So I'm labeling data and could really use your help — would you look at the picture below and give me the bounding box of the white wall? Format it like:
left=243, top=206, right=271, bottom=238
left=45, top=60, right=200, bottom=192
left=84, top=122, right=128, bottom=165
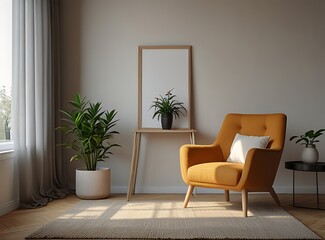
left=0, top=152, right=19, bottom=216
left=61, top=0, right=325, bottom=194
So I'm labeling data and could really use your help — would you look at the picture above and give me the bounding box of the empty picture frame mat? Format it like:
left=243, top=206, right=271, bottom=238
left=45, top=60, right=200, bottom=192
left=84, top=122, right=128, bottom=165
left=138, top=45, right=192, bottom=129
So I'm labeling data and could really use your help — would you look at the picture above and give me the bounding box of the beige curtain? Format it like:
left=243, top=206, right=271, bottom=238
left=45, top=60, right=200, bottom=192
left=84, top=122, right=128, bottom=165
left=12, top=0, right=69, bottom=208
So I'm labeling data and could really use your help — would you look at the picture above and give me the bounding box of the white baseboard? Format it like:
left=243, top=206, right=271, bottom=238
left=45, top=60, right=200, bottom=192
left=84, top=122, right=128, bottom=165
left=275, top=186, right=325, bottom=194
left=111, top=186, right=128, bottom=193
left=111, top=185, right=325, bottom=194
left=0, top=199, right=19, bottom=216
left=135, top=186, right=189, bottom=193
left=111, top=186, right=188, bottom=194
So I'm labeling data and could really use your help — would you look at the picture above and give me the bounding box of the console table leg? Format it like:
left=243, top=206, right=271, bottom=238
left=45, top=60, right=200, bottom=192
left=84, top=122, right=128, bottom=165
left=316, top=171, right=319, bottom=209
left=131, top=133, right=141, bottom=195
left=127, top=132, right=138, bottom=200
left=190, top=132, right=196, bottom=144
left=127, top=129, right=196, bottom=201
left=293, top=170, right=295, bottom=207
left=127, top=132, right=141, bottom=200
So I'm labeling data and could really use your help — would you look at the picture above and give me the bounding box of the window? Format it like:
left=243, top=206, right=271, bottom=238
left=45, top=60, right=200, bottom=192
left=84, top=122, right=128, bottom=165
left=0, top=0, right=12, bottom=152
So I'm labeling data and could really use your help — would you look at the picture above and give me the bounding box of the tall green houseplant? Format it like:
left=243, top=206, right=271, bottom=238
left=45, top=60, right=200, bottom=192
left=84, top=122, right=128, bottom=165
left=58, top=93, right=120, bottom=171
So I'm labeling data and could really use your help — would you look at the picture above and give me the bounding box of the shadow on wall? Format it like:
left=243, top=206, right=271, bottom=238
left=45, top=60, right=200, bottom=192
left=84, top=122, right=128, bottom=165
left=59, top=0, right=82, bottom=189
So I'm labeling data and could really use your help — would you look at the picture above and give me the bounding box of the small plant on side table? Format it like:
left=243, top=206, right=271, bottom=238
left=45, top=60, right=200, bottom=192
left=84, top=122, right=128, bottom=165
left=290, top=129, right=325, bottom=164
left=290, top=129, right=325, bottom=147
left=150, top=89, right=187, bottom=129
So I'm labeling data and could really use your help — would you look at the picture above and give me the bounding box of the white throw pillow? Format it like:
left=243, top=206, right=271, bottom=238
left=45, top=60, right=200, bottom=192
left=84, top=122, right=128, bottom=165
left=226, top=133, right=270, bottom=163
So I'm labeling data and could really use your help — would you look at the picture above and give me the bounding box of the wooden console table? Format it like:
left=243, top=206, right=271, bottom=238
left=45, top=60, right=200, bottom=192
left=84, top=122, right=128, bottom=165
left=127, top=128, right=196, bottom=200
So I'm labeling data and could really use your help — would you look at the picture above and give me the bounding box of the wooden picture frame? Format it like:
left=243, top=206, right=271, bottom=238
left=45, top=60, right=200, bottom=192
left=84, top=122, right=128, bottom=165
left=138, top=45, right=192, bottom=129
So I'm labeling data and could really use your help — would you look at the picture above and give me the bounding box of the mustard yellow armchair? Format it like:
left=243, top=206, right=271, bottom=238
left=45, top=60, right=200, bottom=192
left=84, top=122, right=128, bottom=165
left=180, top=113, right=287, bottom=217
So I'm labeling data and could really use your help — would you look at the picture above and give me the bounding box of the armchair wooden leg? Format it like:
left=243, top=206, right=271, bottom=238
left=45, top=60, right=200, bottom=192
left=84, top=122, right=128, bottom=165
left=242, top=189, right=248, bottom=217
left=224, top=190, right=230, bottom=202
left=270, top=187, right=281, bottom=206
left=183, top=185, right=194, bottom=208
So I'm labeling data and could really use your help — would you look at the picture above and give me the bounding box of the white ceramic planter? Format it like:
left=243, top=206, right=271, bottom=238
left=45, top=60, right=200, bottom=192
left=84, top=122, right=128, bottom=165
left=301, top=145, right=319, bottom=164
left=76, top=167, right=111, bottom=199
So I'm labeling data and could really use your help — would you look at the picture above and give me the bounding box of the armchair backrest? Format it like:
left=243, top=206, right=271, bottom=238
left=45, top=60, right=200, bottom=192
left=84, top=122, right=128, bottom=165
left=214, top=113, right=287, bottom=161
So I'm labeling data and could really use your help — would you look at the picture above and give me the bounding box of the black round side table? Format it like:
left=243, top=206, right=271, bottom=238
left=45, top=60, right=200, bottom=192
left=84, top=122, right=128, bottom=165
left=285, top=161, right=325, bottom=210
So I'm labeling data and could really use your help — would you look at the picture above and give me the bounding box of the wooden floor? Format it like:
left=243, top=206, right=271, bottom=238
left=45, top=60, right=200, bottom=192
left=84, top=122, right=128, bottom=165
left=0, top=193, right=324, bottom=240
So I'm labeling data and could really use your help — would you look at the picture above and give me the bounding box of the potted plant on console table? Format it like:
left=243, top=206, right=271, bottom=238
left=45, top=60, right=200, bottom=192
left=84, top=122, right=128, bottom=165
left=57, top=93, right=120, bottom=199
left=290, top=129, right=325, bottom=164
left=150, top=89, right=187, bottom=129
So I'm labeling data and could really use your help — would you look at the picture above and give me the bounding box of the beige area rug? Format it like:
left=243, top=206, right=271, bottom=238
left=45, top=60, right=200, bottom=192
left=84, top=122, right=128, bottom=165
left=26, top=195, right=320, bottom=239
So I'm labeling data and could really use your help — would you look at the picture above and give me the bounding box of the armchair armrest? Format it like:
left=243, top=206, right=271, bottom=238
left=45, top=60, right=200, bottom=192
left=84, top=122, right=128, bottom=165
left=239, top=148, right=283, bottom=190
left=180, top=144, right=224, bottom=184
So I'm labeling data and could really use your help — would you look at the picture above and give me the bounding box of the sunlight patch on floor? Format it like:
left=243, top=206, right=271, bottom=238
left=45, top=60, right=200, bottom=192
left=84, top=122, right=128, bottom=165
left=59, top=206, right=110, bottom=219
left=110, top=201, right=230, bottom=220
